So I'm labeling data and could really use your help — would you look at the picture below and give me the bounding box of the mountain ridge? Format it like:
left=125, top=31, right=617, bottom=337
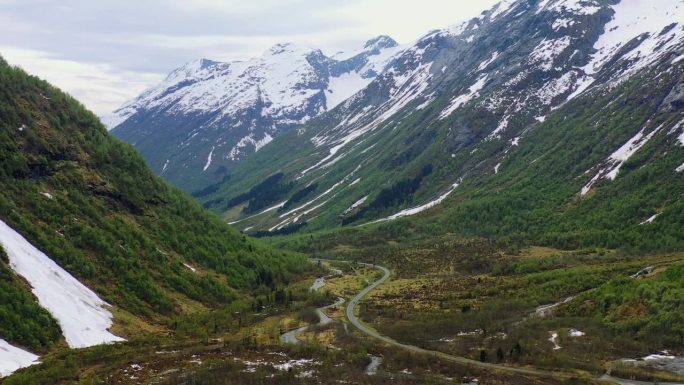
left=106, top=36, right=403, bottom=191
left=197, top=0, right=684, bottom=252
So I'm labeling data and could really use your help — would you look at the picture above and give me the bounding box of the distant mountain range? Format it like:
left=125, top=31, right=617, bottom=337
left=192, top=0, right=684, bottom=250
left=110, top=0, right=683, bottom=251
left=105, top=36, right=403, bottom=190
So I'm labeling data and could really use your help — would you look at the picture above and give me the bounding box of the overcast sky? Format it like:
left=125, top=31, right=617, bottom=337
left=0, top=0, right=500, bottom=115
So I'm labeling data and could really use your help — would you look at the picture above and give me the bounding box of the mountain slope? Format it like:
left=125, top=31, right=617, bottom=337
left=200, top=0, right=684, bottom=252
left=107, top=37, right=402, bottom=191
left=0, top=56, right=306, bottom=363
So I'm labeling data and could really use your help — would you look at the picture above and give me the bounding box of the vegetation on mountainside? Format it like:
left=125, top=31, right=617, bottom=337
left=0, top=249, right=61, bottom=352
left=566, top=262, right=684, bottom=348
left=0, top=58, right=307, bottom=350
left=195, top=53, right=683, bottom=256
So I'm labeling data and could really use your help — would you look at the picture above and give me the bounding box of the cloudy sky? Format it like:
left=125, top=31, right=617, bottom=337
left=0, top=0, right=500, bottom=115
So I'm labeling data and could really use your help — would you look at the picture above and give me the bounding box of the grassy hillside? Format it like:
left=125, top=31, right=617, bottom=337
left=0, top=56, right=307, bottom=351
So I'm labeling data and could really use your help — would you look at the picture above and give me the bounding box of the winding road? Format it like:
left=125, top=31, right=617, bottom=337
left=345, top=262, right=684, bottom=385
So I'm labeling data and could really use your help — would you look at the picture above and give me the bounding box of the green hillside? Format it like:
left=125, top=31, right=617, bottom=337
left=0, top=57, right=307, bottom=351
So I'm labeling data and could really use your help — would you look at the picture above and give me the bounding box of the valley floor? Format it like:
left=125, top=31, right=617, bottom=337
left=4, top=250, right=684, bottom=385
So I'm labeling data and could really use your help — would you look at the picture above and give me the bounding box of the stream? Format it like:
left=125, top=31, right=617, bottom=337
left=280, top=264, right=382, bottom=375
left=279, top=270, right=344, bottom=345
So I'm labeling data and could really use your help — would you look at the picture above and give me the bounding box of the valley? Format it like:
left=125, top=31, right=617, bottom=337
left=6, top=253, right=684, bottom=384
left=1, top=0, right=683, bottom=383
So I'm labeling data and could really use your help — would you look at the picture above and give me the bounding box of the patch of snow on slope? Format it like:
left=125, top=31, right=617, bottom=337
left=228, top=201, right=286, bottom=225
left=605, top=124, right=663, bottom=180
left=490, top=0, right=518, bottom=20
left=0, top=339, right=40, bottom=377
left=304, top=61, right=433, bottom=176
left=369, top=181, right=461, bottom=224
left=254, top=133, right=274, bottom=151
left=677, top=162, right=684, bottom=172
left=0, top=219, right=124, bottom=348
left=326, top=72, right=374, bottom=110
left=291, top=197, right=334, bottom=224
left=477, top=52, right=499, bottom=72
left=549, top=331, right=561, bottom=350
left=439, top=76, right=488, bottom=119
left=203, top=146, right=215, bottom=172
left=582, top=0, right=683, bottom=77
left=529, top=36, right=572, bottom=71
left=546, top=0, right=601, bottom=15
left=640, top=214, right=659, bottom=224
left=343, top=195, right=368, bottom=215
left=160, top=159, right=170, bottom=175
left=553, top=17, right=575, bottom=31
left=488, top=116, right=510, bottom=139
left=228, top=133, right=273, bottom=160
left=581, top=123, right=664, bottom=195
left=537, top=71, right=577, bottom=104
left=101, top=105, right=137, bottom=130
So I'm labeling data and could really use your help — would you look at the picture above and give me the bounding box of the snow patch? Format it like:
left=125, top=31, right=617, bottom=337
left=529, top=36, right=572, bottom=71
left=549, top=331, right=561, bottom=350
left=676, top=162, right=684, bottom=172
left=439, top=76, right=488, bottom=119
left=644, top=353, right=676, bottom=361
left=343, top=195, right=368, bottom=215
left=203, top=146, right=215, bottom=172
left=183, top=263, right=197, bottom=273
left=369, top=180, right=461, bottom=224
left=0, top=219, right=124, bottom=348
left=477, top=52, right=499, bottom=72
left=0, top=339, right=40, bottom=377
left=640, top=214, right=658, bottom=225
left=228, top=133, right=274, bottom=160
left=581, top=0, right=683, bottom=79
left=488, top=116, right=510, bottom=139
left=490, top=0, right=518, bottom=20
left=326, top=72, right=373, bottom=110
left=581, top=123, right=664, bottom=195
left=160, top=159, right=170, bottom=175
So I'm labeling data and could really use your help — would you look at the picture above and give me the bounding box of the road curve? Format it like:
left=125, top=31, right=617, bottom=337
left=345, top=263, right=626, bottom=383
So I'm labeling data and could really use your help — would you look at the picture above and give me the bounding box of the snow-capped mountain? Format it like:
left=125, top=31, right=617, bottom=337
left=106, top=36, right=403, bottom=191
left=200, top=0, right=684, bottom=240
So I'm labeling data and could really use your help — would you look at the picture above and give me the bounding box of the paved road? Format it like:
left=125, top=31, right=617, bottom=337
left=344, top=262, right=684, bottom=384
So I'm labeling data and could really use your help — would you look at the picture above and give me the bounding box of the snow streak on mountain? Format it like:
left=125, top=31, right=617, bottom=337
left=200, top=0, right=683, bottom=235
left=107, top=36, right=403, bottom=190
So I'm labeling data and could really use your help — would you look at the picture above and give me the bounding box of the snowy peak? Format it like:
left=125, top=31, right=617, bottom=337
left=535, top=0, right=603, bottom=16
left=264, top=42, right=318, bottom=57
left=363, top=35, right=399, bottom=50
left=109, top=36, right=403, bottom=191
left=207, top=0, right=684, bottom=234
